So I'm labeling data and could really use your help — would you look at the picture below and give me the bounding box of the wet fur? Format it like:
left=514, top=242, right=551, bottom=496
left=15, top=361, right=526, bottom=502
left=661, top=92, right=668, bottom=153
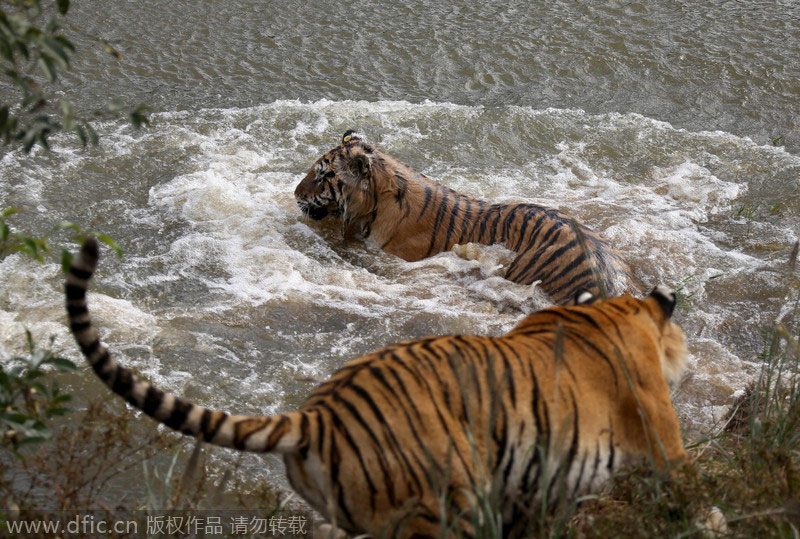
left=294, top=134, right=639, bottom=305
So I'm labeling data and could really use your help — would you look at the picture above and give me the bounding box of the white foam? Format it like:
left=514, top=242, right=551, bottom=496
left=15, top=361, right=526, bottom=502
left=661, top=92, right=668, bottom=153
left=2, top=99, right=797, bottom=435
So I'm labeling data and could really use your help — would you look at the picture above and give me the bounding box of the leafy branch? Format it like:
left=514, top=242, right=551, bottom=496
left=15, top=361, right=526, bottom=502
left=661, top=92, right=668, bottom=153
left=0, top=0, right=149, bottom=152
left=0, top=207, right=121, bottom=269
left=1, top=331, right=76, bottom=458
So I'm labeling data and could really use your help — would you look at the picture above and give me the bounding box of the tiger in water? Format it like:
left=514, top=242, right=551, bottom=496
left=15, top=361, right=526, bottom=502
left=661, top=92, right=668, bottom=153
left=294, top=131, right=639, bottom=305
left=66, top=238, right=687, bottom=538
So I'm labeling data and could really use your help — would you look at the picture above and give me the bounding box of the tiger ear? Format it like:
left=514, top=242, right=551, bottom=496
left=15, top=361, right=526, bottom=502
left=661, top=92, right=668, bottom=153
left=341, top=130, right=364, bottom=145
left=343, top=154, right=371, bottom=184
left=575, top=290, right=596, bottom=305
left=648, top=285, right=677, bottom=318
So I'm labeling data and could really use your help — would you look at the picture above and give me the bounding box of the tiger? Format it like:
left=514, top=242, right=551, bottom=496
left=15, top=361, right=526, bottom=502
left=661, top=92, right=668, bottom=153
left=294, top=131, right=639, bottom=305
left=65, top=238, right=687, bottom=538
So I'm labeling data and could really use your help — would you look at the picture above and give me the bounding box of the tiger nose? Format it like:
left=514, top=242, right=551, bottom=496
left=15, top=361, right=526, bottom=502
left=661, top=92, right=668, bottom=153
left=294, top=171, right=315, bottom=199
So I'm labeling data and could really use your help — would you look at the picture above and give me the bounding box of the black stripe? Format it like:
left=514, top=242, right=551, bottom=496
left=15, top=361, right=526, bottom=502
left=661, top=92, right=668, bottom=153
left=66, top=283, right=86, bottom=301
left=425, top=188, right=450, bottom=257
left=547, top=268, right=595, bottom=299
left=501, top=444, right=516, bottom=490
left=538, top=248, right=587, bottom=289
left=142, top=385, right=163, bottom=417
left=537, top=216, right=563, bottom=246
left=349, top=383, right=408, bottom=505
left=408, top=349, right=477, bottom=487
left=297, top=412, right=311, bottom=458
left=90, top=350, right=113, bottom=381
left=476, top=204, right=498, bottom=243
left=71, top=320, right=91, bottom=335
left=333, top=391, right=394, bottom=499
left=371, top=366, right=441, bottom=488
left=419, top=341, right=453, bottom=411
left=394, top=174, right=407, bottom=204
left=315, top=408, right=326, bottom=460
left=492, top=398, right=509, bottom=474
left=68, top=265, right=92, bottom=281
left=500, top=204, right=524, bottom=245
left=506, top=224, right=567, bottom=285
left=511, top=207, right=534, bottom=252
left=66, top=303, right=88, bottom=318
left=492, top=340, right=517, bottom=410
left=442, top=195, right=461, bottom=251
left=586, top=440, right=602, bottom=494
left=385, top=354, right=426, bottom=423
left=607, top=428, right=616, bottom=470
left=442, top=350, right=470, bottom=422
left=453, top=336, right=483, bottom=406
left=327, top=427, right=356, bottom=529
left=457, top=199, right=473, bottom=245
left=319, top=401, right=379, bottom=512
left=527, top=236, right=577, bottom=286
left=200, top=409, right=214, bottom=441
left=571, top=450, right=589, bottom=498
left=206, top=411, right=227, bottom=442
left=80, top=338, right=101, bottom=358
left=164, top=399, right=192, bottom=431
left=265, top=415, right=289, bottom=450
left=417, top=185, right=433, bottom=222
left=486, top=206, right=505, bottom=245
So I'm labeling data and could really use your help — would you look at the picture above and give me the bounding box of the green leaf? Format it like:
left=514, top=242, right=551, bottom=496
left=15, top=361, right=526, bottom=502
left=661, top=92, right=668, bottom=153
left=74, top=124, right=87, bottom=147
left=129, top=104, right=150, bottom=129
left=8, top=365, right=27, bottom=379
left=38, top=55, right=58, bottom=82
left=45, top=407, right=70, bottom=418
left=53, top=35, right=75, bottom=54
left=55, top=220, right=80, bottom=232
left=46, top=357, right=76, bottom=372
left=61, top=249, right=73, bottom=274
left=57, top=0, right=70, bottom=15
left=85, top=123, right=99, bottom=146
left=96, top=234, right=123, bottom=258
left=42, top=37, right=71, bottom=68
left=17, top=436, right=50, bottom=446
left=60, top=99, right=74, bottom=131
left=25, top=329, right=34, bottom=353
left=1, top=412, right=33, bottom=426
left=53, top=393, right=72, bottom=404
left=18, top=235, right=45, bottom=261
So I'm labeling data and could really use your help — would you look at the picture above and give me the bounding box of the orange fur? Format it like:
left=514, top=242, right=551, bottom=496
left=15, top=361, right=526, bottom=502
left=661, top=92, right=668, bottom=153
left=66, top=239, right=685, bottom=537
left=295, top=132, right=640, bottom=304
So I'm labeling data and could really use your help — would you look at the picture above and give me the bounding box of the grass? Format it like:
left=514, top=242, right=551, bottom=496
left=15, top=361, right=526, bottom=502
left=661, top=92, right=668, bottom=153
left=0, top=391, right=311, bottom=536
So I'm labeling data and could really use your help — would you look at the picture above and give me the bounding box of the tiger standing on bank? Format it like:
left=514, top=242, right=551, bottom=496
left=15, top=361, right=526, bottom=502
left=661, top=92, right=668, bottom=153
left=295, top=131, right=639, bottom=305
left=65, top=238, right=687, bottom=538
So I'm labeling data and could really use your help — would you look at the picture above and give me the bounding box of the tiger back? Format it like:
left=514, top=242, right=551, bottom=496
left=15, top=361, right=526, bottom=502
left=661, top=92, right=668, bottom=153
left=294, top=131, right=639, bottom=304
left=66, top=238, right=685, bottom=537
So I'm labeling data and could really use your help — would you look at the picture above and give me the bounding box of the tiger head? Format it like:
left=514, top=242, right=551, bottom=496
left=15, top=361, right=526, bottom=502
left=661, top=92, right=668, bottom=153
left=574, top=285, right=687, bottom=387
left=294, top=130, right=383, bottom=229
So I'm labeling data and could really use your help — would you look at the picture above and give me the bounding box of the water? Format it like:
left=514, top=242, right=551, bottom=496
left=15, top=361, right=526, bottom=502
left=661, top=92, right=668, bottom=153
left=1, top=0, right=799, bottom=484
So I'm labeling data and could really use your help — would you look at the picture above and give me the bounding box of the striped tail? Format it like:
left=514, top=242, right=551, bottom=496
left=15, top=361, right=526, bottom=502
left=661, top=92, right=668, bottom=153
left=65, top=238, right=306, bottom=454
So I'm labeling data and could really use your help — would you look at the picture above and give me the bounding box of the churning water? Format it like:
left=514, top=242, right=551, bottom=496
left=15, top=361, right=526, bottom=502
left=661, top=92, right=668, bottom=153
left=1, top=0, right=798, bottom=483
